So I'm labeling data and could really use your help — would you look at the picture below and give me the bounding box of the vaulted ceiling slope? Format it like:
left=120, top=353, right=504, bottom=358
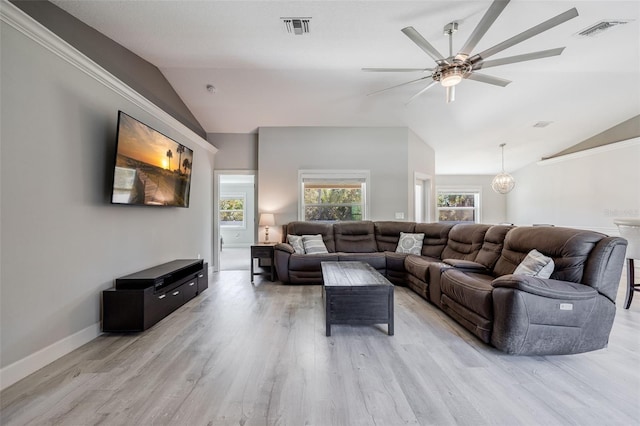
left=50, top=0, right=640, bottom=174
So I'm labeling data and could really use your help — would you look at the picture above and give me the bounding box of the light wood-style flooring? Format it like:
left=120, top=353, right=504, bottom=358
left=2, top=271, right=639, bottom=425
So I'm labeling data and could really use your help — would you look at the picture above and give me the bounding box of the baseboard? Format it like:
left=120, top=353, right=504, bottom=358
left=0, top=322, right=102, bottom=391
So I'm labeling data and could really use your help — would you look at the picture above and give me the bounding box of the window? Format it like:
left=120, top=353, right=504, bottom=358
left=436, top=188, right=480, bottom=223
left=219, top=194, right=245, bottom=227
left=299, top=170, right=369, bottom=221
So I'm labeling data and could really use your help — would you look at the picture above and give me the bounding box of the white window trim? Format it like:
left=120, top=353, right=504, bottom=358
left=298, top=170, right=371, bottom=221
left=219, top=193, right=246, bottom=228
left=436, top=186, right=482, bottom=224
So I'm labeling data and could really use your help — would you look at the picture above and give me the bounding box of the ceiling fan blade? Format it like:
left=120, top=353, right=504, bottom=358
left=406, top=80, right=439, bottom=104
left=470, top=8, right=578, bottom=64
left=362, top=68, right=433, bottom=72
left=474, top=47, right=565, bottom=70
left=401, top=27, right=446, bottom=63
left=458, top=0, right=511, bottom=58
left=466, top=72, right=511, bottom=87
left=367, top=76, right=432, bottom=96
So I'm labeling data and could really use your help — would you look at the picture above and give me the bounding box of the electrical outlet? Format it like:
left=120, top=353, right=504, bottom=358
left=395, top=212, right=405, bottom=219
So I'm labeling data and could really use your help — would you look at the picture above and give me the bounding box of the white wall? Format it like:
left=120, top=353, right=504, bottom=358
left=257, top=127, right=418, bottom=237
left=220, top=182, right=255, bottom=247
left=436, top=175, right=508, bottom=225
left=508, top=140, right=640, bottom=234
left=408, top=129, right=436, bottom=221
left=0, top=14, right=215, bottom=386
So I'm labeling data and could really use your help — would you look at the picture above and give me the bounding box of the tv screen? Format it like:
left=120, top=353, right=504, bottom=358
left=111, top=111, right=193, bottom=207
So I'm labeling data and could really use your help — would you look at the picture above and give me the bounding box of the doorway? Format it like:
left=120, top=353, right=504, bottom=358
left=214, top=171, right=257, bottom=272
left=414, top=173, right=432, bottom=223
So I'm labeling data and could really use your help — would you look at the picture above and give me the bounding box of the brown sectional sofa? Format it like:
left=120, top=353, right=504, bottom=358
left=274, top=220, right=628, bottom=355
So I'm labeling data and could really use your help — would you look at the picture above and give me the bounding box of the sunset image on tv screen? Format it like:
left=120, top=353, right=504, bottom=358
left=112, top=112, right=193, bottom=207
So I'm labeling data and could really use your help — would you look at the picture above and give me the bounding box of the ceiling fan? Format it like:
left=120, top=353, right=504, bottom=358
left=364, top=0, right=578, bottom=103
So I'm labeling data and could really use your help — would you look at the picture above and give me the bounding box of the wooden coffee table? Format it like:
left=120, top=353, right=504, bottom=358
left=321, top=261, right=394, bottom=336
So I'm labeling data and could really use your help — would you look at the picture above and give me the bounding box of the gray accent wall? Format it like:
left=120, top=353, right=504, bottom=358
left=257, top=127, right=435, bottom=236
left=11, top=0, right=206, bottom=139
left=1, top=17, right=214, bottom=371
left=208, top=133, right=258, bottom=170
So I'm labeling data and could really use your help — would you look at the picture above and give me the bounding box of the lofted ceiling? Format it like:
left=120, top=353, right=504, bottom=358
left=50, top=0, right=640, bottom=174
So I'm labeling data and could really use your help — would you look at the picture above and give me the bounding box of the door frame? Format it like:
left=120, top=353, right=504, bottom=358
left=213, top=170, right=257, bottom=272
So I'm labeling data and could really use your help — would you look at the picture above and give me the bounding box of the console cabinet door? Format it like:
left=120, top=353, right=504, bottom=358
left=197, top=263, right=209, bottom=293
left=182, top=277, right=199, bottom=301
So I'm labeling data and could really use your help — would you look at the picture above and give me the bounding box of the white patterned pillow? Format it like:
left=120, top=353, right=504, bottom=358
left=395, top=232, right=425, bottom=255
left=287, top=234, right=305, bottom=254
left=514, top=249, right=555, bottom=279
left=302, top=234, right=329, bottom=254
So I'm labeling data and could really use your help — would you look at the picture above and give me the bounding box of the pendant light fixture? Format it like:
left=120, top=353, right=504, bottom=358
left=491, top=143, right=515, bottom=194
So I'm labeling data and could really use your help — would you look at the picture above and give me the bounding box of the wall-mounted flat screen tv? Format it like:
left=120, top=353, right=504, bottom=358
left=111, top=111, right=193, bottom=207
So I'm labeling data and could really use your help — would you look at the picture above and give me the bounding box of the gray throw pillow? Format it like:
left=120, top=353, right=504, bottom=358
left=514, top=249, right=555, bottom=279
left=395, top=232, right=425, bottom=255
left=302, top=234, right=329, bottom=254
left=287, top=234, right=305, bottom=254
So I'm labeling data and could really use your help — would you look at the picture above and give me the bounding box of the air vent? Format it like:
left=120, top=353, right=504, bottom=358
left=533, top=121, right=553, bottom=128
left=576, top=20, right=632, bottom=37
left=282, top=17, right=311, bottom=35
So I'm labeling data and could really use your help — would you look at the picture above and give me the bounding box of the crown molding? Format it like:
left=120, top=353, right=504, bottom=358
left=0, top=0, right=216, bottom=154
left=537, top=137, right=639, bottom=166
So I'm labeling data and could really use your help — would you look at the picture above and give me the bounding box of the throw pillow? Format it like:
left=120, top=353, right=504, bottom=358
left=302, top=234, right=329, bottom=254
left=287, top=234, right=305, bottom=254
left=514, top=249, right=555, bottom=279
left=395, top=232, right=425, bottom=255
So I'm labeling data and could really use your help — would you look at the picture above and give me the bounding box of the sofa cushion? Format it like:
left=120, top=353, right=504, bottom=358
left=302, top=234, right=329, bottom=254
left=289, top=253, right=340, bottom=271
left=514, top=249, right=554, bottom=278
left=396, top=232, right=425, bottom=254
left=493, top=226, right=605, bottom=283
left=474, top=225, right=514, bottom=270
left=415, top=223, right=454, bottom=258
left=287, top=234, right=305, bottom=254
left=404, top=254, right=440, bottom=282
left=333, top=221, right=377, bottom=253
left=440, top=224, right=491, bottom=261
left=440, top=269, right=494, bottom=320
left=375, top=221, right=416, bottom=252
left=285, top=221, right=335, bottom=252
left=385, top=251, right=410, bottom=272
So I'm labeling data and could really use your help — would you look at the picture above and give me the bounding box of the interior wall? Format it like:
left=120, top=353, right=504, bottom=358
left=0, top=18, right=214, bottom=379
left=435, top=175, right=508, bottom=225
left=219, top=182, right=255, bottom=248
left=11, top=0, right=206, bottom=138
left=507, top=140, right=640, bottom=234
left=257, top=127, right=410, bottom=239
left=408, top=129, right=436, bottom=221
left=208, top=133, right=258, bottom=170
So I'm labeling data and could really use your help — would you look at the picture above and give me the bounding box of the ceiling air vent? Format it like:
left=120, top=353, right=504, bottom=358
left=576, top=20, right=632, bottom=37
left=282, top=17, right=311, bottom=35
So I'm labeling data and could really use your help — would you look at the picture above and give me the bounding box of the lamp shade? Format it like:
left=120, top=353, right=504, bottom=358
left=259, top=213, right=275, bottom=226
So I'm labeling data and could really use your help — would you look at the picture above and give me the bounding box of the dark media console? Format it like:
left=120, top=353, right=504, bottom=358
left=102, top=259, right=208, bottom=332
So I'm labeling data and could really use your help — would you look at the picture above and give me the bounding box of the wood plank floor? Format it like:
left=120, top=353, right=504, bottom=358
left=2, top=270, right=639, bottom=426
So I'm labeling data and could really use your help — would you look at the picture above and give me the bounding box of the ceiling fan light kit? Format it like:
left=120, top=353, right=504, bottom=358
left=492, top=143, right=516, bottom=194
left=365, top=0, right=579, bottom=103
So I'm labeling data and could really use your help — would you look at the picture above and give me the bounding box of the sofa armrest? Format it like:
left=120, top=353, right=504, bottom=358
left=492, top=275, right=597, bottom=300
left=443, top=259, right=489, bottom=274
left=274, top=242, right=295, bottom=254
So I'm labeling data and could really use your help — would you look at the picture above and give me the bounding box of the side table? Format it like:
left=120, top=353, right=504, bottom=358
left=251, top=243, right=276, bottom=282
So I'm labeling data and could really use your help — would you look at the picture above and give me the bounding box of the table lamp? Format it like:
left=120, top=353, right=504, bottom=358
left=259, top=213, right=275, bottom=243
